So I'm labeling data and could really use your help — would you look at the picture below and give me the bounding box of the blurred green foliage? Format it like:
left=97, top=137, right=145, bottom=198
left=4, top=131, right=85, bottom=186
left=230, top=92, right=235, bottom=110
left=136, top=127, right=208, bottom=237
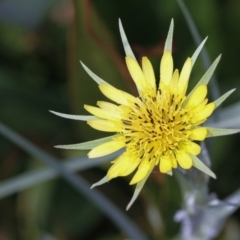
left=0, top=0, right=240, bottom=239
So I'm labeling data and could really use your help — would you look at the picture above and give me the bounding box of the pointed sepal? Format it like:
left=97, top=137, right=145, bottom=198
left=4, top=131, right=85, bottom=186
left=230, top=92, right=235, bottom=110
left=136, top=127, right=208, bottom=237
left=119, top=19, right=136, bottom=60
left=80, top=61, right=108, bottom=85
left=191, top=155, right=216, bottom=179
left=206, top=127, right=240, bottom=138
left=91, top=176, right=110, bottom=189
left=191, top=37, right=208, bottom=67
left=187, top=55, right=221, bottom=101
left=55, top=135, right=117, bottom=150
left=126, top=167, right=154, bottom=210
left=164, top=19, right=174, bottom=53
left=213, top=89, right=236, bottom=109
left=50, top=110, right=96, bottom=121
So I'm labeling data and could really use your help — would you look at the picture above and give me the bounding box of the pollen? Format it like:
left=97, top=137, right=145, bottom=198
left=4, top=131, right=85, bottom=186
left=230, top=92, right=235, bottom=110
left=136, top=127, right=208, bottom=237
left=121, top=89, right=193, bottom=165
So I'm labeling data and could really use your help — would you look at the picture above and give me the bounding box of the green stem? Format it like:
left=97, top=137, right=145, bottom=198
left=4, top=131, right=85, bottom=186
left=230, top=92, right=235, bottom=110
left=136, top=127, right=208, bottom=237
left=0, top=122, right=147, bottom=240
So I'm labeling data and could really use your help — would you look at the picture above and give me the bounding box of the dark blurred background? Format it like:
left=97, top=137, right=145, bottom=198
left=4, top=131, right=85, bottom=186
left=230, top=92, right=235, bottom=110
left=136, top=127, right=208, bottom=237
left=0, top=0, right=240, bottom=239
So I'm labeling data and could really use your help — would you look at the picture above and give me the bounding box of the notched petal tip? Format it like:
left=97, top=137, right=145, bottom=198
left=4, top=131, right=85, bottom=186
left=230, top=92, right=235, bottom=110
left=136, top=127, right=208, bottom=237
left=159, top=157, right=172, bottom=173
left=176, top=151, right=192, bottom=169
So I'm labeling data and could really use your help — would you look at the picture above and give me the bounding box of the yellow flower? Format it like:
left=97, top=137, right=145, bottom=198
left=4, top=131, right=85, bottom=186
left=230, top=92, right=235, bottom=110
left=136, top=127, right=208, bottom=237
left=51, top=19, right=238, bottom=210
left=86, top=56, right=212, bottom=180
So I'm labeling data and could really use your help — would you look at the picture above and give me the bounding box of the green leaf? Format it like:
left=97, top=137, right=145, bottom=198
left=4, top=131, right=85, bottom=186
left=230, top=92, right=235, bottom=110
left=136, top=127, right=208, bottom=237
left=191, top=37, right=208, bottom=67
left=119, top=19, right=136, bottom=60
left=55, top=135, right=117, bottom=150
left=50, top=110, right=96, bottom=121
left=213, top=89, right=236, bottom=108
left=191, top=155, right=216, bottom=179
left=164, top=19, right=174, bottom=53
left=206, top=127, right=240, bottom=137
left=91, top=176, right=110, bottom=189
left=80, top=61, right=108, bottom=85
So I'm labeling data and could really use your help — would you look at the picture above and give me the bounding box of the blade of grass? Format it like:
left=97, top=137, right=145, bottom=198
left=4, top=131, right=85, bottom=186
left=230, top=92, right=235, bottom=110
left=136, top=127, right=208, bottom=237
left=0, top=122, right=147, bottom=240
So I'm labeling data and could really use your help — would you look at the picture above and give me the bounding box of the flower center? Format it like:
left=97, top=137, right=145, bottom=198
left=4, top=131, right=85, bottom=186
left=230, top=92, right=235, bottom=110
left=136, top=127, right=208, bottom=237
left=121, top=90, right=194, bottom=161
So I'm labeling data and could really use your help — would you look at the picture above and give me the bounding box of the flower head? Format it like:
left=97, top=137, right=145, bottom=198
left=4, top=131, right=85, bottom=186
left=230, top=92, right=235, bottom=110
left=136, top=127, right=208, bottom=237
left=52, top=19, right=238, bottom=210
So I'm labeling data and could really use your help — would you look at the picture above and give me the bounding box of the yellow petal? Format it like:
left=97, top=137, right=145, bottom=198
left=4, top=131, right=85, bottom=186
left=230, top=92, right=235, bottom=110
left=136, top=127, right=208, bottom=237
left=195, top=103, right=215, bottom=121
left=88, top=141, right=125, bottom=158
left=159, top=156, right=172, bottom=173
left=107, top=164, right=121, bottom=179
left=160, top=50, right=173, bottom=88
left=99, top=83, right=135, bottom=106
left=142, top=57, right=156, bottom=91
left=170, top=69, right=179, bottom=88
left=87, top=119, right=119, bottom=132
left=130, top=160, right=154, bottom=185
left=185, top=84, right=207, bottom=108
left=107, top=155, right=126, bottom=179
left=126, top=56, right=146, bottom=92
left=190, top=127, right=207, bottom=140
left=175, top=150, right=192, bottom=169
left=178, top=57, right=192, bottom=95
left=118, top=158, right=141, bottom=176
left=84, top=105, right=121, bottom=120
left=97, top=101, right=118, bottom=111
left=179, top=141, right=201, bottom=155
left=192, top=98, right=208, bottom=113
left=169, top=152, right=177, bottom=168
